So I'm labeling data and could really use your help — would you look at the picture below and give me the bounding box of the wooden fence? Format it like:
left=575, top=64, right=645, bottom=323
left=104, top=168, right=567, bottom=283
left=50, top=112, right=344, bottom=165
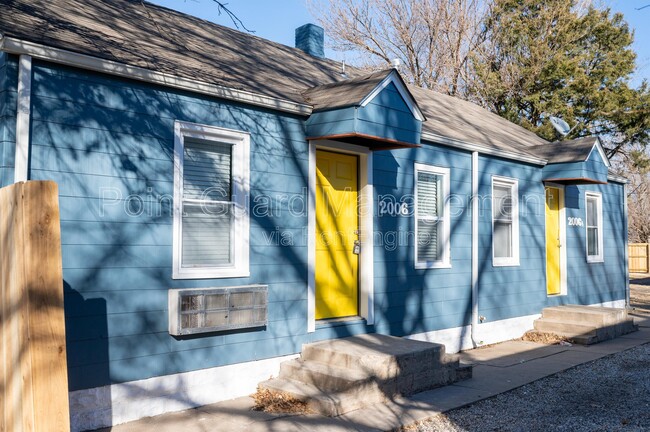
left=629, top=243, right=650, bottom=274
left=1, top=181, right=70, bottom=431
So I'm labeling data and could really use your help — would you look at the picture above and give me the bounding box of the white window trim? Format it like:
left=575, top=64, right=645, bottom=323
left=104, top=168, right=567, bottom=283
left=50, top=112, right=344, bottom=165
left=492, top=176, right=520, bottom=267
left=585, top=191, right=604, bottom=263
left=414, top=163, right=451, bottom=269
left=172, top=120, right=250, bottom=279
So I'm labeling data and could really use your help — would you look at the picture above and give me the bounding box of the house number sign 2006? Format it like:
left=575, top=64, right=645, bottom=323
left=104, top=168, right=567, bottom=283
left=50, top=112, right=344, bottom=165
left=568, top=217, right=584, bottom=227
left=379, top=201, right=409, bottom=216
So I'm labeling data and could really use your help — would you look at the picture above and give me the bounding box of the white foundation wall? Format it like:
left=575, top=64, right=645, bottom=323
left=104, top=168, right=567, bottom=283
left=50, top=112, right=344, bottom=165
left=68, top=354, right=298, bottom=432
left=68, top=299, right=627, bottom=430
left=406, top=299, right=627, bottom=353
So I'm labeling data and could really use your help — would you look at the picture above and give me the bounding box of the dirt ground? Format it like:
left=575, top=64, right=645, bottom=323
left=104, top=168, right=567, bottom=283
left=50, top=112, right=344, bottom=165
left=630, top=273, right=650, bottom=313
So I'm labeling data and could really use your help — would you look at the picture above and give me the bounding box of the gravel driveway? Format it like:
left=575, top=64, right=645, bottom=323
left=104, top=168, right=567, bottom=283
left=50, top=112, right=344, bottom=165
left=403, top=343, right=650, bottom=432
left=404, top=279, right=650, bottom=432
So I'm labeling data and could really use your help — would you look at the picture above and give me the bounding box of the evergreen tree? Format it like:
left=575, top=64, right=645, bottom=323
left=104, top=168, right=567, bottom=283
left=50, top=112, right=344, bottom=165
left=472, top=0, right=649, bottom=156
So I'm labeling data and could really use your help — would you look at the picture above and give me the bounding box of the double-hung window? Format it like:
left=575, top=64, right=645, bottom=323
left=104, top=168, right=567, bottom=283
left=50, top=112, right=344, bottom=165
left=586, top=192, right=603, bottom=263
left=414, top=163, right=450, bottom=268
left=173, top=121, right=250, bottom=279
left=492, top=176, right=519, bottom=266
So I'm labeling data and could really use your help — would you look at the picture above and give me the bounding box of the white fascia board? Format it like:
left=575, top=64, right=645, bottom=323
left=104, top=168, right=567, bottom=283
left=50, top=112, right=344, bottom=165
left=359, top=70, right=425, bottom=121
left=420, top=131, right=547, bottom=166
left=607, top=173, right=628, bottom=184
left=0, top=37, right=312, bottom=116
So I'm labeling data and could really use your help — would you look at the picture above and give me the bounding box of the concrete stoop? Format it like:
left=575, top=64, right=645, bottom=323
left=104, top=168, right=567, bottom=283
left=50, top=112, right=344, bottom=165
left=259, top=333, right=472, bottom=416
left=534, top=305, right=638, bottom=345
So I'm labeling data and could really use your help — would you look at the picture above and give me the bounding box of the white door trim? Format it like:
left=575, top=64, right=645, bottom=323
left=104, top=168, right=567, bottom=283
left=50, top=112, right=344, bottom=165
left=307, top=140, right=374, bottom=332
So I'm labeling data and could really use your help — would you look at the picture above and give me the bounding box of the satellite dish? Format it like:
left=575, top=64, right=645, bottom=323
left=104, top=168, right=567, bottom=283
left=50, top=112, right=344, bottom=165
left=549, top=116, right=572, bottom=137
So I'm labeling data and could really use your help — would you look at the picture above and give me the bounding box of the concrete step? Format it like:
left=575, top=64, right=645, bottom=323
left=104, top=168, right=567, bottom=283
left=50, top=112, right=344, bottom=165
left=541, top=305, right=629, bottom=326
left=534, top=318, right=598, bottom=338
left=279, top=359, right=377, bottom=393
left=258, top=377, right=386, bottom=416
left=260, top=334, right=472, bottom=416
left=301, top=334, right=447, bottom=380
left=534, top=305, right=639, bottom=345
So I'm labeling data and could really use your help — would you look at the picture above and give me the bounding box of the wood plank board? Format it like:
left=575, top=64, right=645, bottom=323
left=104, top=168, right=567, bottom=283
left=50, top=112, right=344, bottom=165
left=1, top=181, right=69, bottom=432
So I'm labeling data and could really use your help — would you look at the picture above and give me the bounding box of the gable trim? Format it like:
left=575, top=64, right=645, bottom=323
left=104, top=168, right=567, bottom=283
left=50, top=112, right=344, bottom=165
left=586, top=137, right=611, bottom=168
left=359, top=70, right=425, bottom=121
left=0, top=36, right=313, bottom=116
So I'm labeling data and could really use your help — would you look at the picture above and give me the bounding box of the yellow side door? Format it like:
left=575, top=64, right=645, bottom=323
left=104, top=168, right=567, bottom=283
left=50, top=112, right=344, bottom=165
left=545, top=187, right=561, bottom=295
left=315, top=150, right=359, bottom=319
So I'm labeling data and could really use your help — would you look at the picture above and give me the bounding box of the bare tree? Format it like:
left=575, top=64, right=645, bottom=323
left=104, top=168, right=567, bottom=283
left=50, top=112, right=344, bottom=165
left=615, top=150, right=650, bottom=243
left=309, top=0, right=489, bottom=97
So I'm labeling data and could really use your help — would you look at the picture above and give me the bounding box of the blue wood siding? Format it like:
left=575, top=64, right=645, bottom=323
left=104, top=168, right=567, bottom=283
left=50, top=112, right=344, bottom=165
left=476, top=157, right=548, bottom=322
left=28, top=60, right=313, bottom=390
left=0, top=53, right=17, bottom=186
left=306, top=82, right=421, bottom=144
left=370, top=144, right=473, bottom=336
left=550, top=182, right=627, bottom=306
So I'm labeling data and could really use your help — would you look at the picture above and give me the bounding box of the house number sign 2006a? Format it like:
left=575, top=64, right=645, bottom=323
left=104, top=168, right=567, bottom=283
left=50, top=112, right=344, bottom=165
left=568, top=217, right=584, bottom=227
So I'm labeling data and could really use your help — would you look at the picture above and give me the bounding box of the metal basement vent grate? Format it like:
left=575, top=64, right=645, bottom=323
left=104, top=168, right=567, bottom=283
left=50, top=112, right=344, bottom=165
left=168, top=285, right=267, bottom=336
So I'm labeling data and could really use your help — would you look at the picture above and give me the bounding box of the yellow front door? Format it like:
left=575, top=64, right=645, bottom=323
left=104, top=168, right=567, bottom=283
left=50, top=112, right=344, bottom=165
left=315, top=150, right=359, bottom=319
left=545, top=187, right=561, bottom=295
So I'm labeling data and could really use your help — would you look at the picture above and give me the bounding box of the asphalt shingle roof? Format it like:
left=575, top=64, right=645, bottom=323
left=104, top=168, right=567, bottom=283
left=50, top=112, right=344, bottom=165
left=530, top=137, right=600, bottom=164
left=0, top=0, right=603, bottom=165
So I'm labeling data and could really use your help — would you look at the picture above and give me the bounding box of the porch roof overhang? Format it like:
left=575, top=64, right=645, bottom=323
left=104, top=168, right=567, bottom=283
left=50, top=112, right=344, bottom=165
left=304, top=69, right=424, bottom=151
left=536, top=137, right=611, bottom=185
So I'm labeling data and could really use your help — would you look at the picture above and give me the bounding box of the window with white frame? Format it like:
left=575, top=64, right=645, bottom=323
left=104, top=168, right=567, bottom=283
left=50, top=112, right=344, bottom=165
left=173, top=121, right=250, bottom=279
left=586, top=192, right=603, bottom=262
left=492, top=177, right=519, bottom=266
left=414, top=163, right=450, bottom=268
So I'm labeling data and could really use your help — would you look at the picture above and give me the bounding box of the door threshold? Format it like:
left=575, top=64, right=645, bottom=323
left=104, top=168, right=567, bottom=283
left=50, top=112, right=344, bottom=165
left=316, top=316, right=365, bottom=328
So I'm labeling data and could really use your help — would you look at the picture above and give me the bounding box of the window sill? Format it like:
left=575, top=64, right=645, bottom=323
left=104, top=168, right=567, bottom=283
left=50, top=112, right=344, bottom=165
left=492, top=260, right=520, bottom=267
left=586, top=257, right=604, bottom=264
left=415, top=262, right=452, bottom=270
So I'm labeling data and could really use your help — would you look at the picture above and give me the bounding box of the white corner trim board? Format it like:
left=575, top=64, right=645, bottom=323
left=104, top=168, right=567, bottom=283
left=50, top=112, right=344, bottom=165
left=0, top=37, right=312, bottom=116
left=68, top=353, right=298, bottom=432
left=14, top=54, right=31, bottom=183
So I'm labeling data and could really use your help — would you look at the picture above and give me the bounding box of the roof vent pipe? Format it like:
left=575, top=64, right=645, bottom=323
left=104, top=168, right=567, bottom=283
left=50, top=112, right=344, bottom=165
left=295, top=24, right=325, bottom=58
left=390, top=58, right=401, bottom=69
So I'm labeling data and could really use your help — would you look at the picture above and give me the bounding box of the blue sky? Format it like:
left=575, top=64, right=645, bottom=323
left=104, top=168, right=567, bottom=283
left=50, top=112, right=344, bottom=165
left=150, top=0, right=649, bottom=85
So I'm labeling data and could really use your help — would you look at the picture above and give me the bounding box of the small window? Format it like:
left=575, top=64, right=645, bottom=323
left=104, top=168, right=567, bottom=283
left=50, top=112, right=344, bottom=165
left=492, top=176, right=519, bottom=266
left=173, top=121, right=250, bottom=279
left=414, top=163, right=450, bottom=268
left=586, top=192, right=603, bottom=263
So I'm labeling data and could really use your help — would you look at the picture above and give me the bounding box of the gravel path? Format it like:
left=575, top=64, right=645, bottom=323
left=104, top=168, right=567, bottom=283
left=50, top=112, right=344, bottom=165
left=404, top=343, right=650, bottom=432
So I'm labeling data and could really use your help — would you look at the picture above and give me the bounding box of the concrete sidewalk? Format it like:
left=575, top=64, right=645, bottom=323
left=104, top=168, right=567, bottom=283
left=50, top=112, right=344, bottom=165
left=102, top=314, right=650, bottom=432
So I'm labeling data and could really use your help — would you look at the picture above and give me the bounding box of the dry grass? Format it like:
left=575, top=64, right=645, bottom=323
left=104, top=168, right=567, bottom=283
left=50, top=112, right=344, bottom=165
left=520, top=330, right=570, bottom=345
left=251, top=387, right=312, bottom=414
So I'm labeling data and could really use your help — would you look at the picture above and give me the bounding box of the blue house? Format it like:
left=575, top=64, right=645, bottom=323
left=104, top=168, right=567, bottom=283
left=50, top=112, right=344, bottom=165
left=0, top=0, right=628, bottom=430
